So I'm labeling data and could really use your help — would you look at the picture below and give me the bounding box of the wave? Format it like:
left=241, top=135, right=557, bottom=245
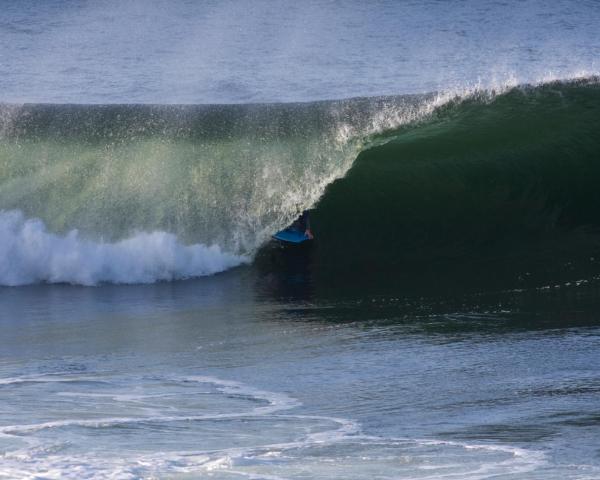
left=1, top=76, right=599, bottom=286
left=308, top=77, right=600, bottom=282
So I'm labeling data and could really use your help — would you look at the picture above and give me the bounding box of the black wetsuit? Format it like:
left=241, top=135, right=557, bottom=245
left=291, top=210, right=310, bottom=232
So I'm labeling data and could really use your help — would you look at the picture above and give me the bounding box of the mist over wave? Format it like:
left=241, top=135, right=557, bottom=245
left=0, top=210, right=247, bottom=286
left=0, top=94, right=443, bottom=252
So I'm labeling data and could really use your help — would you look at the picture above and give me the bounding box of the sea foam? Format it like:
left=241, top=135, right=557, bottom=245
left=0, top=210, right=248, bottom=286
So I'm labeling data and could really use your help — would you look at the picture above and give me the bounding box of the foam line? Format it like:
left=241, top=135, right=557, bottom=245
left=182, top=375, right=302, bottom=413
left=0, top=210, right=248, bottom=286
left=0, top=375, right=300, bottom=435
left=0, top=373, right=548, bottom=479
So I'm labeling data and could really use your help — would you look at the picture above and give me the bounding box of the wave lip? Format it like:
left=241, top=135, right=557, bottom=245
left=0, top=210, right=248, bottom=286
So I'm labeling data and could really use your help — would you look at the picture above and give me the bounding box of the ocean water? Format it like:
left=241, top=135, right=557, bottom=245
left=2, top=1, right=600, bottom=478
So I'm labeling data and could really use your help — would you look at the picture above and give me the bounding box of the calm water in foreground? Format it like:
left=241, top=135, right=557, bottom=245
left=2, top=267, right=600, bottom=479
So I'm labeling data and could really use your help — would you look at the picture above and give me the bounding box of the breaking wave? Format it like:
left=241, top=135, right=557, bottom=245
left=1, top=76, right=599, bottom=285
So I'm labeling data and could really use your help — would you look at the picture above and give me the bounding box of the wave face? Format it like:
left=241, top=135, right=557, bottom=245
left=1, top=77, right=599, bottom=285
left=0, top=94, right=436, bottom=284
left=310, top=78, right=600, bottom=281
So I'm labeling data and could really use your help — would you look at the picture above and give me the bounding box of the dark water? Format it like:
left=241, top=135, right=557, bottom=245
left=2, top=1, right=600, bottom=478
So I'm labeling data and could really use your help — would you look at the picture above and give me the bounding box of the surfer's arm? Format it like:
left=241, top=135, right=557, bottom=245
left=304, top=212, right=313, bottom=239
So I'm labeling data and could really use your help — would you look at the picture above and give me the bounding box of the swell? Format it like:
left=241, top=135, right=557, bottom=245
left=307, top=77, right=600, bottom=288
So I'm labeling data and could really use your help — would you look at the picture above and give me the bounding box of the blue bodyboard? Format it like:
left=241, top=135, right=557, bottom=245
left=272, top=229, right=311, bottom=244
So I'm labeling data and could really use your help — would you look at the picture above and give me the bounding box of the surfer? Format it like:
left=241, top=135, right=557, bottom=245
left=272, top=210, right=314, bottom=244
left=291, top=210, right=314, bottom=239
